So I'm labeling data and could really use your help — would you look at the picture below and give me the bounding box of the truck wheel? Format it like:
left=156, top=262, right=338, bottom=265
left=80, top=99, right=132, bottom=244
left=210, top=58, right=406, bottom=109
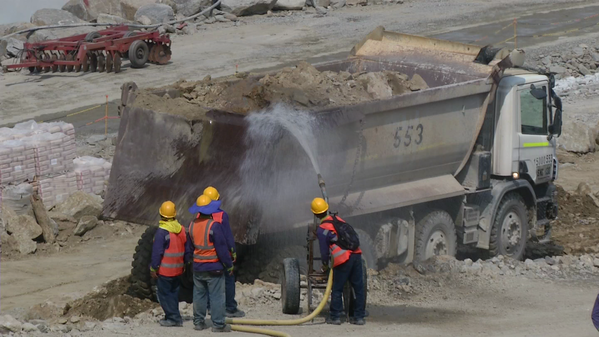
left=414, top=210, right=457, bottom=262
left=280, top=258, right=301, bottom=314
left=128, top=40, right=149, bottom=68
left=489, top=193, right=528, bottom=260
left=129, top=226, right=193, bottom=303
left=355, top=229, right=377, bottom=270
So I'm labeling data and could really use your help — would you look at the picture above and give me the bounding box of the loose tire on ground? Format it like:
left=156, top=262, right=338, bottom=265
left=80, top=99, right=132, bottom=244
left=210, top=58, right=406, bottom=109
left=128, top=40, right=149, bottom=68
left=129, top=226, right=193, bottom=303
left=280, top=258, right=301, bottom=315
left=414, top=210, right=457, bottom=262
left=489, top=192, right=528, bottom=260
left=85, top=31, right=101, bottom=42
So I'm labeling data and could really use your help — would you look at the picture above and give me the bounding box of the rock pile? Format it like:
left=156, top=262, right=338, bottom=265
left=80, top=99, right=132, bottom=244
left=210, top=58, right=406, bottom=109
left=530, top=44, right=599, bottom=79
left=164, top=61, right=428, bottom=115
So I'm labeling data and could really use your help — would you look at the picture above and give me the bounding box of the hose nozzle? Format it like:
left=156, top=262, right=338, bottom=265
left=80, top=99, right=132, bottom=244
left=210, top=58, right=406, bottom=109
left=317, top=173, right=325, bottom=188
left=317, top=174, right=329, bottom=204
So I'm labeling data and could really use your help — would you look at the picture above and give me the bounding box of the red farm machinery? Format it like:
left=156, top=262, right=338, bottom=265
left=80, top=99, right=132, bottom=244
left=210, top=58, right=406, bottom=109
left=3, top=25, right=171, bottom=74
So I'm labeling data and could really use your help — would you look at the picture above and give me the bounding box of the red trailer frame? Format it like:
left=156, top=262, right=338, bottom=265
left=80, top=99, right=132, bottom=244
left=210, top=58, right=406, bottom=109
left=4, top=25, right=171, bottom=74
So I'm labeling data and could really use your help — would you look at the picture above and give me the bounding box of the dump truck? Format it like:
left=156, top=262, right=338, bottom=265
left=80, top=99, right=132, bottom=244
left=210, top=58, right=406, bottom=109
left=104, top=27, right=562, bottom=302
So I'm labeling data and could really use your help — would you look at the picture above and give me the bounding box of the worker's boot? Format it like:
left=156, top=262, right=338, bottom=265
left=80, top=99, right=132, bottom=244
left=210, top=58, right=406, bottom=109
left=326, top=317, right=341, bottom=325
left=350, top=318, right=366, bottom=325
left=158, top=319, right=182, bottom=327
left=226, top=309, right=246, bottom=318
left=194, top=322, right=208, bottom=330
left=212, top=324, right=232, bottom=332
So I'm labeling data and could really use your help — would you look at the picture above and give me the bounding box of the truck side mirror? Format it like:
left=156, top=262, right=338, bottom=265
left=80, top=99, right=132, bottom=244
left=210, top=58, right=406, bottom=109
left=530, top=84, right=547, bottom=100
left=548, top=89, right=562, bottom=138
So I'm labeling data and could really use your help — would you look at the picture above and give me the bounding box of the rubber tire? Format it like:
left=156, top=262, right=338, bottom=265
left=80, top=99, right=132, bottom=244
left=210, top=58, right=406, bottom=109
left=355, top=229, right=377, bottom=270
left=123, top=31, right=138, bottom=59
left=414, top=210, right=457, bottom=262
left=489, top=193, right=528, bottom=260
left=129, top=226, right=193, bottom=303
left=128, top=40, right=149, bottom=68
left=85, top=31, right=101, bottom=42
left=280, top=258, right=301, bottom=315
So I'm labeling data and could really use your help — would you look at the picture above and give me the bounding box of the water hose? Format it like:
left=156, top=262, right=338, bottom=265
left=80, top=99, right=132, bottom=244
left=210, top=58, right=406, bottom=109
left=226, top=269, right=333, bottom=336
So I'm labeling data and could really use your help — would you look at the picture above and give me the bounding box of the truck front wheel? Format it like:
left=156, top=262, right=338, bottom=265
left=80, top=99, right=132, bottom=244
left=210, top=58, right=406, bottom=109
left=489, top=193, right=528, bottom=260
left=414, top=210, right=457, bottom=262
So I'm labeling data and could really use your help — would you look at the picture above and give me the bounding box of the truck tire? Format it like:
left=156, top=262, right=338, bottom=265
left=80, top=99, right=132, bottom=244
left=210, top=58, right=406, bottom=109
left=414, top=210, right=457, bottom=262
left=128, top=40, right=149, bottom=68
left=489, top=193, right=528, bottom=260
left=129, top=226, right=193, bottom=303
left=355, top=229, right=377, bottom=270
left=280, top=258, right=301, bottom=314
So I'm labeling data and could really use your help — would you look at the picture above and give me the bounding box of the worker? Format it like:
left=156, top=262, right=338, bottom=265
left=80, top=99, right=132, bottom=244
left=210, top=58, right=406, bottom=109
left=186, top=194, right=234, bottom=332
left=593, top=292, right=599, bottom=331
left=203, top=186, right=245, bottom=318
left=150, top=201, right=187, bottom=327
left=312, top=197, right=366, bottom=326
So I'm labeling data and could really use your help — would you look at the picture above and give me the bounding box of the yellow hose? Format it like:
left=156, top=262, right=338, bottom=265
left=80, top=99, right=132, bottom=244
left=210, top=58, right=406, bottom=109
left=227, top=269, right=333, bottom=336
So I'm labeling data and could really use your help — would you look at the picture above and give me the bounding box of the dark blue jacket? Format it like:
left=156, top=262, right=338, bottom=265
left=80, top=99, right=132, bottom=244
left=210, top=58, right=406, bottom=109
left=317, top=226, right=337, bottom=267
left=185, top=220, right=233, bottom=272
left=217, top=208, right=236, bottom=253
left=593, top=293, right=599, bottom=331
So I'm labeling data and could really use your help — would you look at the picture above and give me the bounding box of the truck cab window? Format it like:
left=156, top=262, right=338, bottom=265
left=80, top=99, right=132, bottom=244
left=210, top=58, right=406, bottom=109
left=520, top=86, right=547, bottom=135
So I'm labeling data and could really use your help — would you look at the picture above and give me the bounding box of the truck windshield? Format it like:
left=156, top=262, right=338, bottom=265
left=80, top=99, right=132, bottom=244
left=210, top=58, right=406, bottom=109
left=520, top=86, right=547, bottom=135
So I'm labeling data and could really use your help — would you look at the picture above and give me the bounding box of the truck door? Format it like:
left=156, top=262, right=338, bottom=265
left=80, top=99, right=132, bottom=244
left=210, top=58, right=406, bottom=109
left=518, top=83, right=554, bottom=184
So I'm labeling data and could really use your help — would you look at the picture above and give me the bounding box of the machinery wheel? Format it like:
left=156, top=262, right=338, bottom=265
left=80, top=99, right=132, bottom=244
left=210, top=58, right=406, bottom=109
left=123, top=31, right=139, bottom=59
left=51, top=54, right=58, bottom=72
left=114, top=52, right=122, bottom=73
left=43, top=53, right=51, bottom=73
left=489, top=193, right=528, bottom=260
left=280, top=258, right=301, bottom=315
left=85, top=31, right=101, bottom=42
left=81, top=53, right=89, bottom=72
left=128, top=40, right=149, bottom=68
left=58, top=53, right=66, bottom=72
left=66, top=54, right=74, bottom=72
left=106, top=53, right=113, bottom=73
left=97, top=53, right=105, bottom=72
left=355, top=229, right=377, bottom=270
left=129, top=226, right=193, bottom=303
left=89, top=53, right=98, bottom=72
left=414, top=210, right=457, bottom=262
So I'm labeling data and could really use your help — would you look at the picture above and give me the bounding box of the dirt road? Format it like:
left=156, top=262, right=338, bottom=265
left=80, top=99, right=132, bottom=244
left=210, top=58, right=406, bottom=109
left=1, top=0, right=596, bottom=125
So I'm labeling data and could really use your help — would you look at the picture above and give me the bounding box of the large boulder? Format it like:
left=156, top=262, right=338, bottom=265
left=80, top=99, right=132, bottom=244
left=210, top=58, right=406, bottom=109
left=221, top=0, right=277, bottom=16
left=96, top=13, right=132, bottom=24
left=559, top=118, right=596, bottom=153
left=0, top=22, right=36, bottom=39
left=173, top=0, right=210, bottom=16
left=30, top=9, right=85, bottom=26
left=62, top=0, right=98, bottom=21
left=6, top=214, right=43, bottom=241
left=134, top=3, right=175, bottom=24
left=51, top=191, right=103, bottom=220
left=74, top=216, right=98, bottom=236
left=28, top=27, right=96, bottom=43
left=0, top=37, right=23, bottom=58
left=274, top=0, right=305, bottom=10
left=121, top=0, right=159, bottom=21
left=12, top=232, right=37, bottom=255
left=0, top=315, right=22, bottom=334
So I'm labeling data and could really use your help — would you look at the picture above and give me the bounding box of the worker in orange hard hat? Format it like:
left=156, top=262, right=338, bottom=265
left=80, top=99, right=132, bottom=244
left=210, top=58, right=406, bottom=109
left=202, top=186, right=245, bottom=318
left=312, top=197, right=365, bottom=326
left=185, top=194, right=233, bottom=332
left=150, top=201, right=188, bottom=327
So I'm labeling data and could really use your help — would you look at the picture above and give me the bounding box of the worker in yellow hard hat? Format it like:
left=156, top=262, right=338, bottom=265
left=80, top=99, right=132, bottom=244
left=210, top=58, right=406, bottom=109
left=202, top=186, right=245, bottom=318
left=151, top=201, right=187, bottom=327
left=186, top=194, right=233, bottom=332
left=312, top=197, right=365, bottom=326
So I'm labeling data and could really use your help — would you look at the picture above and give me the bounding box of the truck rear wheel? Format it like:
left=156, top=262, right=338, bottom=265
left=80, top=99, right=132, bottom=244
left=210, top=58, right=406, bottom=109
left=414, top=210, right=457, bottom=262
left=280, top=258, right=301, bottom=314
left=129, top=226, right=193, bottom=303
left=489, top=193, right=528, bottom=260
left=355, top=229, right=377, bottom=270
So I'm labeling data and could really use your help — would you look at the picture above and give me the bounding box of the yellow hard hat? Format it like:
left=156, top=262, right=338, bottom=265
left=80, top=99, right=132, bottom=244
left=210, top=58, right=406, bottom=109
left=203, top=186, right=220, bottom=201
left=196, top=194, right=212, bottom=207
left=311, top=198, right=329, bottom=215
left=159, top=201, right=176, bottom=218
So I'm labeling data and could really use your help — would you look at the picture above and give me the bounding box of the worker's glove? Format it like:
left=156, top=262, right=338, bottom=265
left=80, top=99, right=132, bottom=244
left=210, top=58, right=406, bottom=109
left=227, top=266, right=234, bottom=276
left=150, top=267, right=158, bottom=279
left=320, top=264, right=330, bottom=274
left=231, top=250, right=237, bottom=263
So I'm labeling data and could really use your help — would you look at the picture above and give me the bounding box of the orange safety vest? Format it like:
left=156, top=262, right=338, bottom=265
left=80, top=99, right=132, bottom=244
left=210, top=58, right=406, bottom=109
left=319, top=216, right=362, bottom=268
left=212, top=211, right=223, bottom=223
left=158, top=230, right=187, bottom=277
left=189, top=219, right=219, bottom=263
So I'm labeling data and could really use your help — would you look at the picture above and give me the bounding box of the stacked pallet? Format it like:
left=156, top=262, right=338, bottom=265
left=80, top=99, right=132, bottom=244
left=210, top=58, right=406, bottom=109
left=0, top=121, right=111, bottom=210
